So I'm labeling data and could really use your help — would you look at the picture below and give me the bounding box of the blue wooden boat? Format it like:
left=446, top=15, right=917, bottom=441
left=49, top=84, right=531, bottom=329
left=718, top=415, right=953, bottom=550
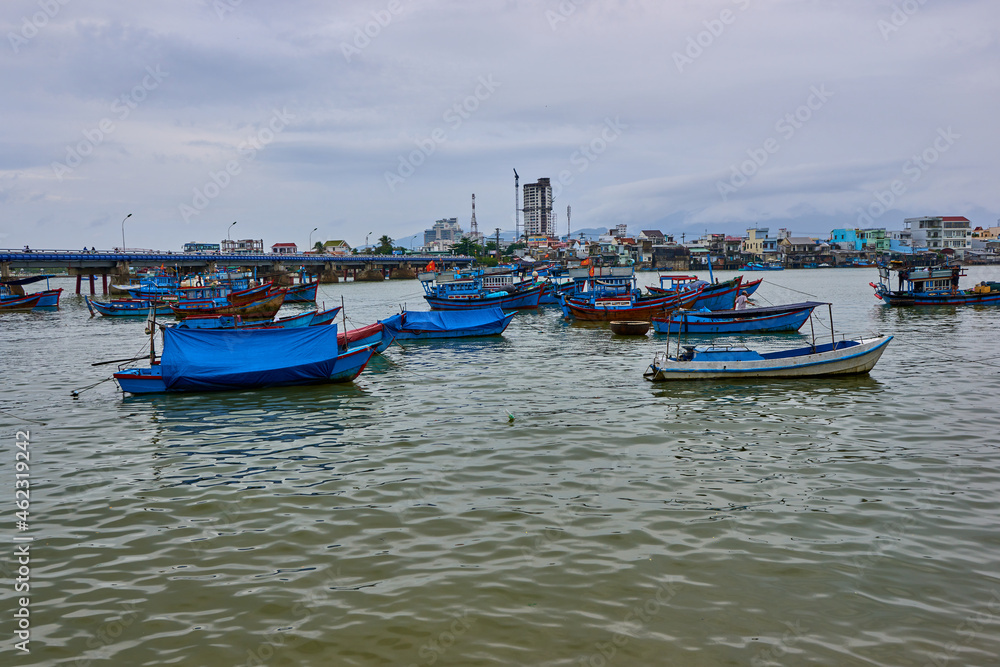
left=310, top=305, right=343, bottom=326
left=1, top=276, right=62, bottom=308
left=0, top=293, right=41, bottom=311
left=651, top=302, right=825, bottom=334
left=112, top=325, right=373, bottom=394
left=740, top=262, right=784, bottom=271
left=176, top=309, right=317, bottom=329
left=86, top=297, right=173, bottom=317
left=380, top=308, right=516, bottom=339
left=648, top=275, right=743, bottom=310
left=283, top=280, right=319, bottom=303
left=419, top=271, right=544, bottom=310
left=338, top=322, right=394, bottom=353
left=872, top=262, right=1000, bottom=306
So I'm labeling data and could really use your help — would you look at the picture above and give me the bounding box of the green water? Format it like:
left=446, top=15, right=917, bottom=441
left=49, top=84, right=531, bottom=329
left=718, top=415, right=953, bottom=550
left=2, top=268, right=1000, bottom=666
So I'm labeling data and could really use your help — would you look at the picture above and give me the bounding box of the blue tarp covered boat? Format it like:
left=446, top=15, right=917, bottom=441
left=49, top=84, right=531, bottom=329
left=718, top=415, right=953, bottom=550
left=113, top=325, right=373, bottom=393
left=380, top=308, right=515, bottom=339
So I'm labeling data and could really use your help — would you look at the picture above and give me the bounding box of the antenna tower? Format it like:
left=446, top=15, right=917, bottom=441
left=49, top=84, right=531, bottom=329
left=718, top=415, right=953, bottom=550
left=513, top=169, right=520, bottom=242
left=470, top=193, right=478, bottom=242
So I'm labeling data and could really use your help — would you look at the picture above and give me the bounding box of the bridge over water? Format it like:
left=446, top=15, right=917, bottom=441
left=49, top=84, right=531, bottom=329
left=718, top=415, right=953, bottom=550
left=0, top=249, right=474, bottom=294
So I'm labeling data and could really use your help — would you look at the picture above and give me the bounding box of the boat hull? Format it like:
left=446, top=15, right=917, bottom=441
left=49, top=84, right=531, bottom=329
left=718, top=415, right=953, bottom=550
left=380, top=309, right=516, bottom=339
left=651, top=302, right=821, bottom=334
left=170, top=291, right=285, bottom=321
left=424, top=285, right=543, bottom=310
left=644, top=335, right=892, bottom=381
left=113, top=345, right=374, bottom=394
left=86, top=297, right=173, bottom=317
left=283, top=281, right=319, bottom=303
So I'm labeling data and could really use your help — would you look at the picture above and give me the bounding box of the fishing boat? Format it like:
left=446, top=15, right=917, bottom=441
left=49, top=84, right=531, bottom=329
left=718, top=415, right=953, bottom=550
left=644, top=335, right=892, bottom=381
left=169, top=291, right=285, bottom=321
left=647, top=275, right=743, bottom=311
left=740, top=278, right=763, bottom=296
left=0, top=293, right=41, bottom=311
left=338, top=322, right=394, bottom=353
left=85, top=297, right=173, bottom=317
left=112, top=325, right=373, bottom=394
left=419, top=271, right=544, bottom=310
left=380, top=308, right=516, bottom=339
left=176, top=309, right=318, bottom=329
left=562, top=286, right=701, bottom=322
left=651, top=302, right=825, bottom=335
left=644, top=304, right=891, bottom=380
left=283, top=280, right=319, bottom=303
left=871, top=262, right=1000, bottom=306
left=1, top=276, right=62, bottom=308
left=310, top=305, right=343, bottom=326
left=609, top=320, right=650, bottom=335
left=740, top=261, right=785, bottom=271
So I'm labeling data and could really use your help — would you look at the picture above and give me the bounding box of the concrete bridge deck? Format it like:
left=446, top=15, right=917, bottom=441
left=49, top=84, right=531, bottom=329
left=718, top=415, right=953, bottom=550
left=1, top=249, right=474, bottom=294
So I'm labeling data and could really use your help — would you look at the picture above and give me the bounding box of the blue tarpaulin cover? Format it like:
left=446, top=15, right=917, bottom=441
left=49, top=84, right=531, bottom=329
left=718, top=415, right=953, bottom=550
left=380, top=308, right=514, bottom=338
left=160, top=325, right=340, bottom=390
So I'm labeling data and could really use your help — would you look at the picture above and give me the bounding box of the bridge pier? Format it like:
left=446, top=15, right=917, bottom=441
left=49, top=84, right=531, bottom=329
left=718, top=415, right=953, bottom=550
left=390, top=264, right=416, bottom=280
left=317, top=262, right=340, bottom=284
left=355, top=265, right=385, bottom=282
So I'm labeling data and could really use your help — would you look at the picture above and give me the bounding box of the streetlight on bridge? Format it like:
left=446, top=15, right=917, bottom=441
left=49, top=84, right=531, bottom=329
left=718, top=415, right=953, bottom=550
left=120, top=213, right=132, bottom=251
left=365, top=231, right=372, bottom=253
left=309, top=227, right=318, bottom=252
left=228, top=221, right=237, bottom=241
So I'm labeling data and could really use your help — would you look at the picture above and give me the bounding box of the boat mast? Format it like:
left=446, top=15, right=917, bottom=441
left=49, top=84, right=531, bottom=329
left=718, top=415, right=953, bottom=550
left=828, top=303, right=835, bottom=349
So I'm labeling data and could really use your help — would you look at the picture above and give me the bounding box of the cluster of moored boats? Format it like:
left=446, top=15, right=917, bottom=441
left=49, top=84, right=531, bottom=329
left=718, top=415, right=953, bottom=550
left=9, top=258, right=998, bottom=391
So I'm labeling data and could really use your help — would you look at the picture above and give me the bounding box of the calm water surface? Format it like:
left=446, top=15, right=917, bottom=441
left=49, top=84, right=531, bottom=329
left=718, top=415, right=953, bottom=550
left=2, top=268, right=1000, bottom=666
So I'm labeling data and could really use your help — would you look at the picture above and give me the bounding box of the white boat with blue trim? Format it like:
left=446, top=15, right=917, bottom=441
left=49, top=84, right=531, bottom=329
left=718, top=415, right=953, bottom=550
left=643, top=304, right=891, bottom=381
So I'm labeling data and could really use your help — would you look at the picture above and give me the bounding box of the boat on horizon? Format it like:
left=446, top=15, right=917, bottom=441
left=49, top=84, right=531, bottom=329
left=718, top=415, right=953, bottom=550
left=872, top=262, right=1000, bottom=306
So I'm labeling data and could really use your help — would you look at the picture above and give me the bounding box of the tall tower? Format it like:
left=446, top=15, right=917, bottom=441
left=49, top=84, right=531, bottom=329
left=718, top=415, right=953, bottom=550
left=470, top=193, right=479, bottom=243
left=513, top=169, right=520, bottom=243
left=522, top=177, right=553, bottom=238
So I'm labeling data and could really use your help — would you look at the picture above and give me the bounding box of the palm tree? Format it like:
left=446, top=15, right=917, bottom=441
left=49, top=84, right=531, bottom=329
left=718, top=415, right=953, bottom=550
left=313, top=241, right=325, bottom=254
left=376, top=235, right=394, bottom=254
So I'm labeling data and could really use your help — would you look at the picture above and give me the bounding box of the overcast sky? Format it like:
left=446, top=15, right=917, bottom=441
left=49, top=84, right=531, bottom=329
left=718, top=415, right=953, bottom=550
left=1, top=0, right=997, bottom=251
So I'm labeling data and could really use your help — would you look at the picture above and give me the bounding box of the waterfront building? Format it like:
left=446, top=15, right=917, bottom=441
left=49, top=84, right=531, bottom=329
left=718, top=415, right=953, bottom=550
left=221, top=238, right=264, bottom=254
left=742, top=228, right=778, bottom=259
left=423, top=218, right=463, bottom=250
left=522, top=178, right=553, bottom=237
left=322, top=240, right=352, bottom=255
left=271, top=242, right=298, bottom=254
left=905, top=216, right=971, bottom=257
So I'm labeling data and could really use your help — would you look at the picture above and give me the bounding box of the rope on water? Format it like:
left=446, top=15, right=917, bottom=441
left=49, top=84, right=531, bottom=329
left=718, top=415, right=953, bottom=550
left=0, top=409, right=47, bottom=425
left=69, top=377, right=114, bottom=399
